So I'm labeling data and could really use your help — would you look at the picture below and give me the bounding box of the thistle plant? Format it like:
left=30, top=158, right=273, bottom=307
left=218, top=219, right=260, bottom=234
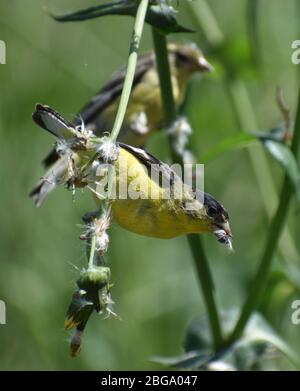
left=32, top=0, right=150, bottom=356
left=31, top=104, right=121, bottom=355
left=65, top=0, right=150, bottom=356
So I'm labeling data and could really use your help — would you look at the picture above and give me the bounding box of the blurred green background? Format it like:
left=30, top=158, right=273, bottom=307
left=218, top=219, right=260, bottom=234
left=0, top=0, right=300, bottom=370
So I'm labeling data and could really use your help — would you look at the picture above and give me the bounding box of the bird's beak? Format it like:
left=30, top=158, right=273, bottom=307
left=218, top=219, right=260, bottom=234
left=221, top=221, right=232, bottom=237
left=198, top=57, right=214, bottom=72
left=212, top=221, right=233, bottom=251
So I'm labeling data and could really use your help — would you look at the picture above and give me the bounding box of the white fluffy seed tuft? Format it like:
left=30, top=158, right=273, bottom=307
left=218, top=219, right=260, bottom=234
left=97, top=138, right=119, bottom=163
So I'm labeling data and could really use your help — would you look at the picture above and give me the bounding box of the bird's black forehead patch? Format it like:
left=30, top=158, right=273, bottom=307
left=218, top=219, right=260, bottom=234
left=203, top=192, right=229, bottom=219
left=173, top=44, right=200, bottom=64
left=175, top=50, right=190, bottom=64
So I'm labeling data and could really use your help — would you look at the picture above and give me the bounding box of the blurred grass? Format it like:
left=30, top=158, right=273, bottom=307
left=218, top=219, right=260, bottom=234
left=0, top=0, right=300, bottom=370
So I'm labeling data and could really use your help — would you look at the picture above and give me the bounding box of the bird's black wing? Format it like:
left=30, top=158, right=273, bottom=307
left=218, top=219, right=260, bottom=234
left=119, top=144, right=213, bottom=213
left=33, top=104, right=76, bottom=138
left=76, top=51, right=155, bottom=125
left=119, top=143, right=182, bottom=189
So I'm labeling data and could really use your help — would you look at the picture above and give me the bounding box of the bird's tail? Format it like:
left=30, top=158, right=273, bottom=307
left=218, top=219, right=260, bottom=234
left=29, top=156, right=69, bottom=207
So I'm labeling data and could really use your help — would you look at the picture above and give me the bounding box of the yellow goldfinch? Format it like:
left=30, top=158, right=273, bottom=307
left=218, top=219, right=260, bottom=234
left=111, top=143, right=231, bottom=244
left=30, top=105, right=232, bottom=247
left=30, top=43, right=212, bottom=206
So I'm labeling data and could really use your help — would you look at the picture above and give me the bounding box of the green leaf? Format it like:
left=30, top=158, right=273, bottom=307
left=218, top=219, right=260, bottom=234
left=244, top=126, right=300, bottom=200
left=242, top=312, right=300, bottom=370
left=200, top=127, right=300, bottom=201
left=200, top=133, right=257, bottom=162
left=252, top=124, right=289, bottom=142
left=154, top=310, right=300, bottom=370
left=199, top=125, right=287, bottom=163
left=150, top=350, right=212, bottom=369
left=52, top=0, right=138, bottom=22
left=52, top=0, right=193, bottom=34
left=262, top=139, right=300, bottom=201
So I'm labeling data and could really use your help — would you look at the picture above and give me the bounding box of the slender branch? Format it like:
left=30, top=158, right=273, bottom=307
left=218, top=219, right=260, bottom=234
left=88, top=234, right=97, bottom=270
left=88, top=0, right=149, bottom=267
left=247, top=0, right=261, bottom=68
left=110, top=0, right=149, bottom=141
left=228, top=86, right=300, bottom=342
left=187, top=234, right=223, bottom=349
left=151, top=28, right=223, bottom=350
left=151, top=29, right=176, bottom=124
left=187, top=0, right=224, bottom=46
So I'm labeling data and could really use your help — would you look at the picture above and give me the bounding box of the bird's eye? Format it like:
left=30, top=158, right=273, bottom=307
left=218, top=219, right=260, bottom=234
left=176, top=52, right=189, bottom=64
left=207, top=206, right=218, bottom=218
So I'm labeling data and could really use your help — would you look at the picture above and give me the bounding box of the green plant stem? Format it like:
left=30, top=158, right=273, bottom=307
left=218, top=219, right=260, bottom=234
left=88, top=0, right=149, bottom=267
left=228, top=87, right=300, bottom=343
left=188, top=0, right=224, bottom=46
left=151, top=29, right=176, bottom=125
left=110, top=0, right=149, bottom=141
left=88, top=234, right=97, bottom=270
left=187, top=234, right=223, bottom=349
left=246, top=0, right=261, bottom=67
left=151, top=27, right=223, bottom=350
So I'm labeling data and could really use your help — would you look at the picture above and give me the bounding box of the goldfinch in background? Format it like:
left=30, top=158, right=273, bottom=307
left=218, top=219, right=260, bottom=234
left=30, top=105, right=232, bottom=248
left=30, top=43, right=212, bottom=206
